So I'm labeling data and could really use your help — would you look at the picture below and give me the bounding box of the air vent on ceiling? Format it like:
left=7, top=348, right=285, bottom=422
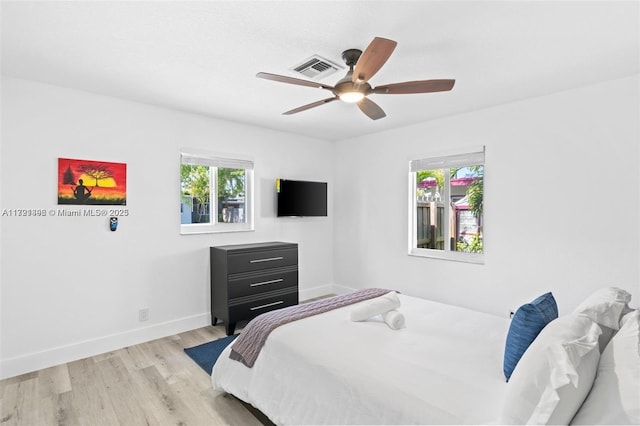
left=290, top=55, right=343, bottom=80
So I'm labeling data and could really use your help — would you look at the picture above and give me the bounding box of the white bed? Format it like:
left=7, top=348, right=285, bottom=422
left=212, top=293, right=511, bottom=425
left=212, top=288, right=640, bottom=425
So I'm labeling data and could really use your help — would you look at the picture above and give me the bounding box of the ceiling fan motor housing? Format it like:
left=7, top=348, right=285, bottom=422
left=341, top=48, right=362, bottom=67
left=335, top=49, right=370, bottom=100
left=333, top=76, right=371, bottom=99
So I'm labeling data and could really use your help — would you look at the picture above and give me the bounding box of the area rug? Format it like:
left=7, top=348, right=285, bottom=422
left=184, top=334, right=238, bottom=375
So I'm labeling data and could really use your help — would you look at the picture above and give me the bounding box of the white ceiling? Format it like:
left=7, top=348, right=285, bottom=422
left=2, top=1, right=639, bottom=141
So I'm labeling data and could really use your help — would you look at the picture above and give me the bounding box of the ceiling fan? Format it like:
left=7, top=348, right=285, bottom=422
left=256, top=37, right=455, bottom=120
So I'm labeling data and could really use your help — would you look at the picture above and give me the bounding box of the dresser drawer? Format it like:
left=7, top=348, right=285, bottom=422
left=228, top=267, right=297, bottom=299
left=211, top=242, right=299, bottom=335
left=227, top=248, right=298, bottom=274
left=229, top=289, right=298, bottom=320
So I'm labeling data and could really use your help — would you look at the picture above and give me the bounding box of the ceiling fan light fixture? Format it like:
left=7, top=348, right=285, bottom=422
left=339, top=91, right=365, bottom=103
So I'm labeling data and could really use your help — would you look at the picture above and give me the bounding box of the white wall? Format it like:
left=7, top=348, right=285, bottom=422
left=334, top=75, right=640, bottom=317
left=0, top=77, right=334, bottom=378
left=2, top=74, right=639, bottom=379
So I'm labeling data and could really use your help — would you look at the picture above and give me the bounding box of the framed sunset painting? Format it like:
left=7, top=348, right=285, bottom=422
left=58, top=158, right=127, bottom=205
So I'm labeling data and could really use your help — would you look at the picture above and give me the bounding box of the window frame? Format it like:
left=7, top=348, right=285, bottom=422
left=408, top=146, right=485, bottom=264
left=180, top=149, right=254, bottom=235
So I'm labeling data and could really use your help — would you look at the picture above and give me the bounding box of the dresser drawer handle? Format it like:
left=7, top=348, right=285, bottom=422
left=250, top=278, right=284, bottom=287
left=250, top=300, right=284, bottom=311
left=249, top=256, right=284, bottom=264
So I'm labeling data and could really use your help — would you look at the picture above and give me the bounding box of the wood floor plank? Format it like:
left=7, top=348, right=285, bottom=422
left=37, top=364, right=72, bottom=398
left=0, top=371, right=36, bottom=397
left=95, top=355, right=161, bottom=425
left=35, top=395, right=63, bottom=426
left=208, top=391, right=266, bottom=426
left=65, top=358, right=121, bottom=426
left=144, top=336, right=194, bottom=384
left=113, top=342, right=158, bottom=374
left=177, top=327, right=223, bottom=349
left=1, top=381, right=20, bottom=425
left=132, top=365, right=206, bottom=426
left=0, top=378, right=39, bottom=426
left=0, top=325, right=272, bottom=425
left=54, top=391, right=82, bottom=426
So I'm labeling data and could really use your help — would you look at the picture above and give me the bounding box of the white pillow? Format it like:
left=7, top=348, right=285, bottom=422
left=500, top=314, right=601, bottom=425
left=571, top=309, right=640, bottom=425
left=619, top=307, right=638, bottom=328
left=573, top=287, right=631, bottom=330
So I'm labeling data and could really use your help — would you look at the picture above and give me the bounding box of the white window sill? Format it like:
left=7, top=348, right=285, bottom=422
left=408, top=248, right=484, bottom=264
left=180, top=223, right=255, bottom=235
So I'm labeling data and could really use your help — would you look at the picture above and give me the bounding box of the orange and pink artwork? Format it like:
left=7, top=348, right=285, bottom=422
left=58, top=158, right=127, bottom=205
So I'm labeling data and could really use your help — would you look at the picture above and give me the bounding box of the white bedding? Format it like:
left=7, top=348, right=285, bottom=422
left=212, top=293, right=511, bottom=425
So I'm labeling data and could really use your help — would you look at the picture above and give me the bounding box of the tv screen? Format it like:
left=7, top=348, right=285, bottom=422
left=277, top=179, right=327, bottom=217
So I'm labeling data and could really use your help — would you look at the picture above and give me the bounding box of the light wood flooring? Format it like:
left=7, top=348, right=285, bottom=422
left=0, top=324, right=270, bottom=426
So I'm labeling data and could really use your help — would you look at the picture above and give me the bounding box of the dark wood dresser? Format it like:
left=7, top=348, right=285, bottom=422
left=210, top=241, right=299, bottom=335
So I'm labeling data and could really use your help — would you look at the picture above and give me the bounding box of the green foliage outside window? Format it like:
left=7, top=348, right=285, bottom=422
left=181, top=165, right=210, bottom=223
left=457, top=165, right=483, bottom=253
left=416, top=169, right=444, bottom=189
left=416, top=165, right=484, bottom=254
left=465, top=165, right=483, bottom=217
left=217, top=168, right=245, bottom=201
left=181, top=165, right=246, bottom=224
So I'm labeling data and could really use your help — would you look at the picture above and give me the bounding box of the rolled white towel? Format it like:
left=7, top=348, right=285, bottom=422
left=382, top=309, right=405, bottom=330
left=351, top=291, right=401, bottom=322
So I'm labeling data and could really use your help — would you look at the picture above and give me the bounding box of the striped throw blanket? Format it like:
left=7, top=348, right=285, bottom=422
left=229, top=288, right=393, bottom=367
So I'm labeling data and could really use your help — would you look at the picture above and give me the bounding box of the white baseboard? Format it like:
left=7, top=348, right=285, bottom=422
left=300, top=283, right=359, bottom=300
left=0, top=313, right=210, bottom=380
left=331, top=283, right=358, bottom=295
left=1, top=284, right=352, bottom=379
left=299, top=284, right=335, bottom=301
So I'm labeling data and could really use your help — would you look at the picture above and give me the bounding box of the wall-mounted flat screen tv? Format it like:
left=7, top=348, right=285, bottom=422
left=276, top=179, right=328, bottom=217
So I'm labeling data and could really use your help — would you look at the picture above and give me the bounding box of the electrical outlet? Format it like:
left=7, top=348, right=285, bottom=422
left=139, top=308, right=149, bottom=322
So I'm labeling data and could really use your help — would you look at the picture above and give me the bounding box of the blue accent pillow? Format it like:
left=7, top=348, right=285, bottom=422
left=503, top=292, right=558, bottom=381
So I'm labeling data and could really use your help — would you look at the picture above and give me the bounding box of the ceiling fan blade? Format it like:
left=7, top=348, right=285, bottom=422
left=257, top=72, right=334, bottom=91
left=283, top=97, right=339, bottom=115
left=357, top=97, right=386, bottom=120
left=352, top=37, right=397, bottom=84
left=373, top=79, right=455, bottom=94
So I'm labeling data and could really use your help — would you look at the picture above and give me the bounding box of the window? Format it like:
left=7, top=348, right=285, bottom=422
left=408, top=147, right=484, bottom=263
left=180, top=150, right=254, bottom=234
